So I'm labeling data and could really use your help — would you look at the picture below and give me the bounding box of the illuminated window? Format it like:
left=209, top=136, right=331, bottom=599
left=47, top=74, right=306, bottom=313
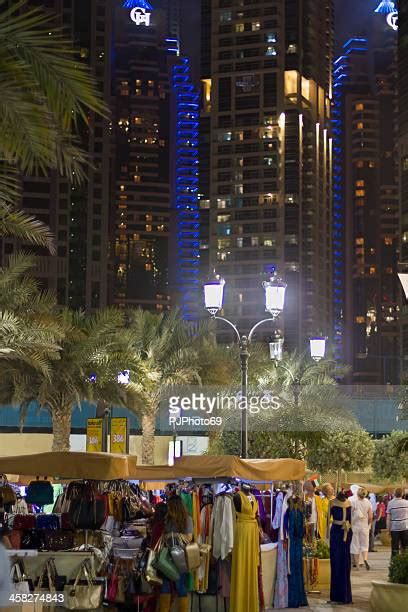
left=235, top=23, right=244, bottom=32
left=146, top=224, right=152, bottom=232
left=369, top=161, right=375, bottom=168
left=146, top=214, right=152, bottom=222
left=217, top=214, right=231, bottom=222
left=145, top=263, right=152, bottom=271
left=251, top=237, right=259, bottom=246
left=355, top=189, right=365, bottom=197
left=287, top=44, right=297, bottom=54
left=369, top=266, right=376, bottom=275
left=385, top=267, right=393, bottom=274
left=355, top=238, right=364, bottom=245
left=135, top=88, right=141, bottom=96
left=148, top=80, right=154, bottom=87
left=384, top=236, right=393, bottom=245
left=356, top=180, right=365, bottom=187
left=237, top=237, right=243, bottom=248
left=266, top=46, right=277, bottom=56
left=266, top=32, right=277, bottom=43
left=357, top=122, right=364, bottom=130
left=134, top=117, right=142, bottom=124
left=134, top=175, right=141, bottom=183
left=220, top=11, right=232, bottom=22
left=252, top=22, right=261, bottom=31
left=136, top=79, right=142, bottom=86
left=355, top=103, right=364, bottom=111
left=356, top=199, right=365, bottom=207
left=355, top=316, right=365, bottom=324
left=120, top=185, right=125, bottom=192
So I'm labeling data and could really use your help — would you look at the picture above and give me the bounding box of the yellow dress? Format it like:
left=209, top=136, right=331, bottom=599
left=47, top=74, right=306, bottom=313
left=315, top=495, right=329, bottom=539
left=230, top=491, right=259, bottom=612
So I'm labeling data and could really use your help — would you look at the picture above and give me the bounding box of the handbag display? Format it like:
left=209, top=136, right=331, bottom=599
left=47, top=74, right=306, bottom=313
left=13, top=514, right=36, bottom=530
left=36, top=514, right=60, bottom=530
left=0, top=477, right=17, bottom=505
left=21, top=529, right=44, bottom=550
left=144, top=548, right=163, bottom=586
left=69, top=495, right=107, bottom=530
left=9, top=529, right=22, bottom=550
left=26, top=480, right=54, bottom=506
left=169, top=533, right=189, bottom=574
left=63, top=561, right=104, bottom=610
left=35, top=559, right=56, bottom=595
left=10, top=562, right=31, bottom=594
left=43, top=529, right=74, bottom=551
left=107, top=563, right=127, bottom=604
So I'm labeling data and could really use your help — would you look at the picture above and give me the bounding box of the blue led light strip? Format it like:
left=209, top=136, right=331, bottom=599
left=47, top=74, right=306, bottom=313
left=122, top=0, right=153, bottom=9
left=172, top=58, right=200, bottom=320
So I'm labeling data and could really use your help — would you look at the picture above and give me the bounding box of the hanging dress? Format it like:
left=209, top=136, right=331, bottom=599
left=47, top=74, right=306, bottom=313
left=273, top=492, right=288, bottom=609
left=230, top=491, right=260, bottom=612
left=286, top=500, right=308, bottom=608
left=329, top=499, right=352, bottom=604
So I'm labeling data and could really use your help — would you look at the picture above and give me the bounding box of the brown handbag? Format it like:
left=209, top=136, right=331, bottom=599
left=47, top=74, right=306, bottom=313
left=0, top=478, right=17, bottom=505
left=185, top=542, right=201, bottom=570
left=44, top=529, right=74, bottom=551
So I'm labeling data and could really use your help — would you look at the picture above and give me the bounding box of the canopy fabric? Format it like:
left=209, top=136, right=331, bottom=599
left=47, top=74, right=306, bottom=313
left=135, top=456, right=305, bottom=483
left=0, top=451, right=137, bottom=481
left=344, top=482, right=402, bottom=494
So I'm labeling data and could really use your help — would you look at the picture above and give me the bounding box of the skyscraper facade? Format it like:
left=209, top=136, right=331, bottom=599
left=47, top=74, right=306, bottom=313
left=333, top=12, right=399, bottom=383
left=200, top=0, right=334, bottom=350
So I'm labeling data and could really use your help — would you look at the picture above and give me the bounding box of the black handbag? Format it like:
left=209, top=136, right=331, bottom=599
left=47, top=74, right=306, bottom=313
left=69, top=497, right=106, bottom=530
left=26, top=480, right=54, bottom=506
left=21, top=529, right=44, bottom=550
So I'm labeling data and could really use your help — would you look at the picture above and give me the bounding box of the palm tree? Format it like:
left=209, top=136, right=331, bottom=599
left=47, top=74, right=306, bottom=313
left=0, top=308, right=136, bottom=451
left=0, top=0, right=108, bottom=248
left=0, top=253, right=62, bottom=373
left=125, top=309, right=202, bottom=464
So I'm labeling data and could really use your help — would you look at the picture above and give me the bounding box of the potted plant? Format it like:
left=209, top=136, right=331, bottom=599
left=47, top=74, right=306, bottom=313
left=370, top=553, right=408, bottom=612
left=303, top=539, right=331, bottom=592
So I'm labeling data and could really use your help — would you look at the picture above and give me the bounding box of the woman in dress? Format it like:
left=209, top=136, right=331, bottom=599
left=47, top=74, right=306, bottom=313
left=350, top=487, right=372, bottom=570
left=329, top=492, right=352, bottom=605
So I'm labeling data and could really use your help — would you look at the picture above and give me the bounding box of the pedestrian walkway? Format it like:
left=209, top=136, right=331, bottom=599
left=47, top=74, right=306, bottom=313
left=288, top=548, right=390, bottom=611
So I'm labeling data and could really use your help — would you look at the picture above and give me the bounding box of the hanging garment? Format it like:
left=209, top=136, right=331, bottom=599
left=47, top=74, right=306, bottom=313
left=285, top=500, right=308, bottom=608
left=315, top=495, right=330, bottom=540
left=273, top=492, right=288, bottom=609
left=212, top=495, right=234, bottom=561
left=329, top=499, right=352, bottom=604
left=230, top=492, right=259, bottom=612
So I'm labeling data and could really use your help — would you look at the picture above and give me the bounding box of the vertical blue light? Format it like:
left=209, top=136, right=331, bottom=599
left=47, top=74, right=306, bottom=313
left=172, top=58, right=200, bottom=320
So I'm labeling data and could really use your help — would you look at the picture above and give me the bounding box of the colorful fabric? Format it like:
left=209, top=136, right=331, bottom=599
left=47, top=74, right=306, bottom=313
left=286, top=503, right=308, bottom=608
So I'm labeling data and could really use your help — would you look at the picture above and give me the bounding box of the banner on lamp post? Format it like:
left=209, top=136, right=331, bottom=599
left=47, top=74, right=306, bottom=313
left=86, top=418, right=104, bottom=453
left=110, top=417, right=129, bottom=454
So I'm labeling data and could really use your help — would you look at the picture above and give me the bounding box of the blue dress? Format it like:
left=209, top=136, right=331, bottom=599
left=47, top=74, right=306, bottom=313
left=286, top=502, right=308, bottom=608
left=329, top=501, right=352, bottom=604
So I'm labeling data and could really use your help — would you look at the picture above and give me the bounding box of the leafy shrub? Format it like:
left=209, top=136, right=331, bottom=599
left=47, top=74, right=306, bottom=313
left=389, top=553, right=408, bottom=585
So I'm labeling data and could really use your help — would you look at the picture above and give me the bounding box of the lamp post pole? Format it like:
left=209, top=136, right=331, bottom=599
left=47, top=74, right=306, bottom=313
left=204, top=273, right=286, bottom=459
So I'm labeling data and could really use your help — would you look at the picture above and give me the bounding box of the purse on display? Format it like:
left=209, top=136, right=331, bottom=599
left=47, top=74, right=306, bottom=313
left=26, top=480, right=54, bottom=506
left=0, top=477, right=17, bottom=505
left=36, top=514, right=60, bottom=530
left=10, top=562, right=31, bottom=594
left=63, top=561, right=104, bottom=610
left=169, top=533, right=189, bottom=574
left=13, top=514, right=36, bottom=530
left=69, top=495, right=107, bottom=530
left=107, top=563, right=127, bottom=604
left=35, top=559, right=57, bottom=595
left=21, top=529, right=44, bottom=550
left=43, top=529, right=74, bottom=551
left=9, top=530, right=22, bottom=550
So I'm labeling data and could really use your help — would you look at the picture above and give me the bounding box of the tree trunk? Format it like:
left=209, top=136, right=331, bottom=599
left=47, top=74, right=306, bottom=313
left=51, top=407, right=72, bottom=452
left=142, top=413, right=156, bottom=465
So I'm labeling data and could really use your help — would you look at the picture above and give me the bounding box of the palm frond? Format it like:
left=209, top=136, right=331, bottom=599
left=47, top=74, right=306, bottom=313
left=0, top=203, right=55, bottom=253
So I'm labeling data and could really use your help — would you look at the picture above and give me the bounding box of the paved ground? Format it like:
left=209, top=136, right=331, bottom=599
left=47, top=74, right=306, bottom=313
left=286, top=546, right=391, bottom=611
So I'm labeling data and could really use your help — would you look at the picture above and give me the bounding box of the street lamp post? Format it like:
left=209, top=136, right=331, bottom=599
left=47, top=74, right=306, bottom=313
left=204, top=273, right=286, bottom=458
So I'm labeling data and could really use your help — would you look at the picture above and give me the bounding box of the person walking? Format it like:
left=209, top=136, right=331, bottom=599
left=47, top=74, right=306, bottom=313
left=368, top=492, right=377, bottom=552
left=386, top=488, right=408, bottom=557
left=350, top=488, right=372, bottom=570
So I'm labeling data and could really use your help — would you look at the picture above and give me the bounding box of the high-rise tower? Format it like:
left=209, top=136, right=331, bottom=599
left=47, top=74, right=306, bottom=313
left=200, top=0, right=334, bottom=349
left=333, top=11, right=399, bottom=383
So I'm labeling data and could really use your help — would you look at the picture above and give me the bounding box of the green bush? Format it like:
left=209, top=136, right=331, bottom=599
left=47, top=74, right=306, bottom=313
left=314, top=539, right=330, bottom=560
left=389, top=553, right=408, bottom=585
